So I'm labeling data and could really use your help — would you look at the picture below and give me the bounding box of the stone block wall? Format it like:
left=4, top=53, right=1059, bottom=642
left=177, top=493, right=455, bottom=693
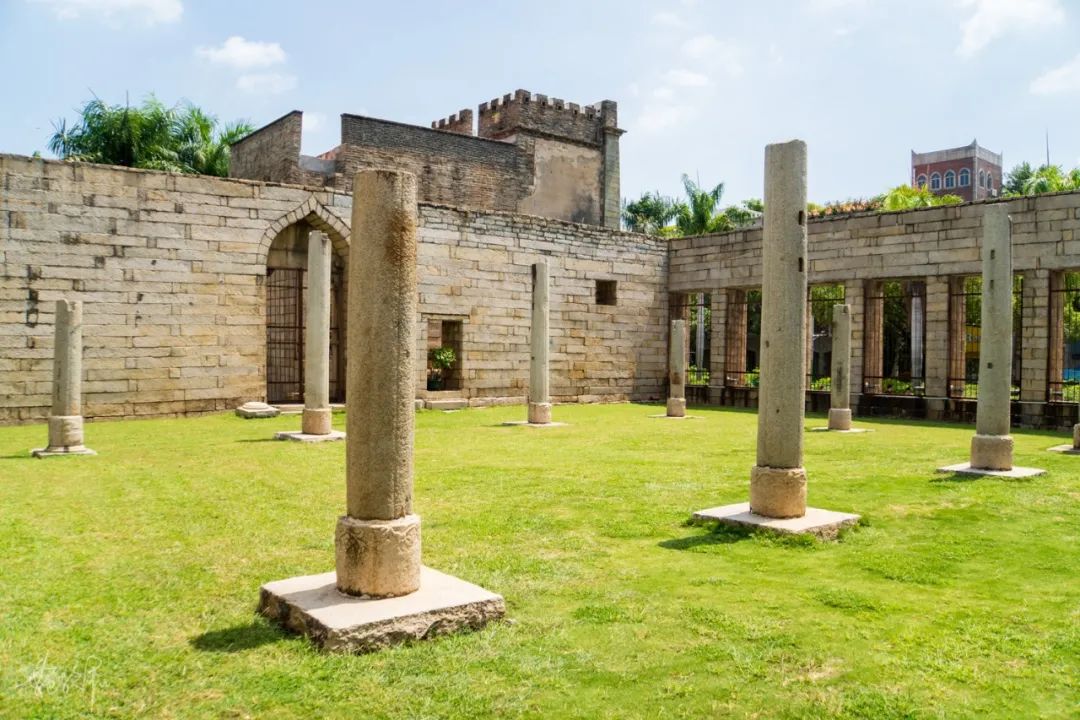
left=668, top=195, right=1080, bottom=425
left=0, top=154, right=666, bottom=424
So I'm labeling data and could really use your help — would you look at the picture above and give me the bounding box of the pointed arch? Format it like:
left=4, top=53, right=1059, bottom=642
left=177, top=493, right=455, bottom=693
left=257, top=196, right=350, bottom=265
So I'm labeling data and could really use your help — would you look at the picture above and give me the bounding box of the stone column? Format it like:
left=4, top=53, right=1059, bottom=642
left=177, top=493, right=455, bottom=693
left=34, top=300, right=95, bottom=457
left=1073, top=423, right=1080, bottom=450
left=667, top=319, right=687, bottom=417
left=335, top=170, right=421, bottom=598
left=751, top=140, right=808, bottom=519
left=528, top=261, right=552, bottom=424
left=971, top=205, right=1014, bottom=470
left=828, top=304, right=852, bottom=431
left=303, top=231, right=333, bottom=435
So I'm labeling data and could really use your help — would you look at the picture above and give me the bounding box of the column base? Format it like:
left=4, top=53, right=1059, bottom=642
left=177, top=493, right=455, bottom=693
left=34, top=416, right=95, bottom=457
left=274, top=430, right=346, bottom=443
left=691, top=502, right=859, bottom=540
left=258, top=566, right=505, bottom=654
left=666, top=398, right=686, bottom=418
left=335, top=515, right=421, bottom=598
left=235, top=401, right=280, bottom=419
left=32, top=446, right=96, bottom=458
left=970, top=434, right=1013, bottom=471
left=527, top=402, right=551, bottom=425
left=301, top=408, right=333, bottom=435
left=827, top=408, right=852, bottom=431
left=749, top=465, right=807, bottom=519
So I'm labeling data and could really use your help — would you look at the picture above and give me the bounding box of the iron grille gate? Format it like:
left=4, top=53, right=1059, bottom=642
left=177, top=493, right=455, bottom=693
left=670, top=293, right=711, bottom=403
left=948, top=275, right=1023, bottom=400
left=266, top=268, right=304, bottom=404
left=1050, top=270, right=1080, bottom=404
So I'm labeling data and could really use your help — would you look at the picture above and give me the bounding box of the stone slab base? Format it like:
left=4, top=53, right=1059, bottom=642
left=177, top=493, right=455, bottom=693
left=426, top=399, right=468, bottom=411
left=810, top=427, right=871, bottom=433
left=936, top=463, right=1046, bottom=478
left=500, top=421, right=568, bottom=428
left=665, top=398, right=686, bottom=418
left=31, top=446, right=96, bottom=458
left=648, top=414, right=701, bottom=420
left=258, top=566, right=505, bottom=654
left=236, top=402, right=280, bottom=419
left=274, top=430, right=346, bottom=443
left=691, top=502, right=860, bottom=540
left=1047, top=444, right=1080, bottom=455
left=827, top=408, right=852, bottom=431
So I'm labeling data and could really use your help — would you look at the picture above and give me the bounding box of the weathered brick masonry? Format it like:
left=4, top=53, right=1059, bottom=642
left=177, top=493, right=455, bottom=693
left=0, top=154, right=666, bottom=424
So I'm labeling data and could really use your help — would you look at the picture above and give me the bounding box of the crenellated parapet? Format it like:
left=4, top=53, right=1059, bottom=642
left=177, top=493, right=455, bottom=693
left=477, top=89, right=618, bottom=146
left=431, top=109, right=474, bottom=136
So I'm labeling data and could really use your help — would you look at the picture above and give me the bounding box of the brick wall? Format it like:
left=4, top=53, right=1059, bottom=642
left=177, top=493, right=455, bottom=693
left=228, top=111, right=327, bottom=188
left=0, top=154, right=666, bottom=424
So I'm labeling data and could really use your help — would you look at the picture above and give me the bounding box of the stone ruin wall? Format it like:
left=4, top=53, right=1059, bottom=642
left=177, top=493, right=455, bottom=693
left=668, top=194, right=1080, bottom=425
left=0, top=154, right=668, bottom=424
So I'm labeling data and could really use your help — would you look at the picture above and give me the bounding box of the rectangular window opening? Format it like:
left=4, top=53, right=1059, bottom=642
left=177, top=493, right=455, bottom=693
left=596, top=280, right=618, bottom=306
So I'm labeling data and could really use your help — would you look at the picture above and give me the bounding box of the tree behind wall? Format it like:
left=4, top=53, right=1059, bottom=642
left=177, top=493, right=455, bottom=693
left=48, top=95, right=253, bottom=177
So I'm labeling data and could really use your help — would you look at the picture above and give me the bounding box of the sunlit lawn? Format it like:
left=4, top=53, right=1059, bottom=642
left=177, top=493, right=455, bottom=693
left=1, top=404, right=1077, bottom=719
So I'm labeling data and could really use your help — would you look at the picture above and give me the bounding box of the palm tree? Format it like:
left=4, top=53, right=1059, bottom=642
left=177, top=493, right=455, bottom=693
left=622, top=191, right=679, bottom=235
left=675, top=175, right=731, bottom=235
left=879, top=185, right=962, bottom=211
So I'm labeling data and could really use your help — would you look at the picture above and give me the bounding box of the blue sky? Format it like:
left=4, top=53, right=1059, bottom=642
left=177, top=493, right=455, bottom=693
left=2, top=0, right=1079, bottom=205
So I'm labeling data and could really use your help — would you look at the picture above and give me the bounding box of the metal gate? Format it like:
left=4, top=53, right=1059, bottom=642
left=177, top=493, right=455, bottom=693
left=266, top=268, right=304, bottom=404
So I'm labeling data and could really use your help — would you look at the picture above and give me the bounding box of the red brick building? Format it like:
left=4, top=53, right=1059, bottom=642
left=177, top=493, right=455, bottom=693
left=911, top=140, right=1002, bottom=202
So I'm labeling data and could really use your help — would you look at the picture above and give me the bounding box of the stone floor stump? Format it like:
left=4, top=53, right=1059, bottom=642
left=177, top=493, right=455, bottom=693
left=259, top=170, right=504, bottom=652
left=528, top=261, right=552, bottom=425
left=666, top=319, right=687, bottom=418
left=33, top=300, right=95, bottom=458
left=827, top=304, right=853, bottom=431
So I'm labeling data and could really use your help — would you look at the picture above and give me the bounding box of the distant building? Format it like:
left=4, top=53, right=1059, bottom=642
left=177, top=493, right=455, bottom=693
left=911, top=140, right=1002, bottom=202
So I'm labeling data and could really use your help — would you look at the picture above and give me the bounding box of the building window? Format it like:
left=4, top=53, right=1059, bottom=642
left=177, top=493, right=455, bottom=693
left=916, top=174, right=927, bottom=189
left=945, top=170, right=956, bottom=189
left=986, top=174, right=993, bottom=191
left=596, top=280, right=617, bottom=305
left=979, top=170, right=986, bottom=188
left=959, top=169, right=971, bottom=187
left=930, top=173, right=941, bottom=190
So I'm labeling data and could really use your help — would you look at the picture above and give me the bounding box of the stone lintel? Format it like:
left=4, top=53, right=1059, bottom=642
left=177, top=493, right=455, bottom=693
left=691, top=502, right=859, bottom=540
left=258, top=567, right=505, bottom=654
left=273, top=430, right=346, bottom=443
left=425, top=399, right=469, bottom=411
left=936, top=463, right=1046, bottom=478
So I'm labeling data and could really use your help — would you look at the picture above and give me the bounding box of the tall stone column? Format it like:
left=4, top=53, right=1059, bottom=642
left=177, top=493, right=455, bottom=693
left=303, top=232, right=333, bottom=434
left=828, top=304, right=852, bottom=431
left=751, top=140, right=809, bottom=519
left=335, top=170, right=422, bottom=597
left=33, top=300, right=95, bottom=457
left=528, top=261, right=552, bottom=424
left=970, top=206, right=1015, bottom=470
left=667, top=319, right=687, bottom=417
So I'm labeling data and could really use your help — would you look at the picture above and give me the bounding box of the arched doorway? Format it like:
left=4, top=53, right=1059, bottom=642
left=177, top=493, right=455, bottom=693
left=265, top=221, right=347, bottom=404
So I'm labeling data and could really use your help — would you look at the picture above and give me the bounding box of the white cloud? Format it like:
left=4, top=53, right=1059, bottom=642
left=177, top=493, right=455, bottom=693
left=301, top=112, right=326, bottom=135
left=680, top=34, right=744, bottom=77
left=635, top=104, right=694, bottom=134
left=33, top=0, right=181, bottom=24
left=1031, top=53, right=1080, bottom=95
left=662, top=69, right=710, bottom=88
left=956, top=0, right=1065, bottom=59
left=236, top=73, right=297, bottom=95
left=196, top=36, right=287, bottom=70
left=805, top=0, right=866, bottom=12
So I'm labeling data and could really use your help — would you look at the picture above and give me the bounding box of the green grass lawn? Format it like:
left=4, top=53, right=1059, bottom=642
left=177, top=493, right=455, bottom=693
left=1, top=405, right=1077, bottom=719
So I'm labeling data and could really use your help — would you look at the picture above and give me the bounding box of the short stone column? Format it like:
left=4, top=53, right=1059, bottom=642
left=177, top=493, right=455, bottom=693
left=336, top=170, right=423, bottom=598
left=1073, top=423, right=1080, bottom=449
left=259, top=169, right=504, bottom=654
left=970, top=206, right=1014, bottom=470
left=827, top=304, right=852, bottom=431
left=33, top=300, right=95, bottom=457
left=274, top=232, right=343, bottom=442
left=528, top=261, right=552, bottom=425
left=666, top=319, right=687, bottom=417
left=750, top=140, right=809, bottom=519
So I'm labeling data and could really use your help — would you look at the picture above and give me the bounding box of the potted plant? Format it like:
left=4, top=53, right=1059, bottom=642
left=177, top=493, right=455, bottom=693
left=427, top=346, right=456, bottom=391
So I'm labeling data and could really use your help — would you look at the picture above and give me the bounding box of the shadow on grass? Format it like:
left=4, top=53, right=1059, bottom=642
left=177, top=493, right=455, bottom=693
left=659, top=525, right=753, bottom=551
left=190, top=620, right=284, bottom=653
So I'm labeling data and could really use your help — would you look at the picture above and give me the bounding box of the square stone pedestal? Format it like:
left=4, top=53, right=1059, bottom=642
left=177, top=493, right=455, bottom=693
left=935, top=463, right=1046, bottom=478
left=274, top=430, right=346, bottom=443
left=258, top=566, right=505, bottom=654
left=1048, top=445, right=1080, bottom=455
left=809, top=427, right=871, bottom=433
left=500, top=421, right=567, bottom=428
left=648, top=414, right=701, bottom=420
left=31, top=446, right=96, bottom=458
left=691, top=502, right=860, bottom=540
